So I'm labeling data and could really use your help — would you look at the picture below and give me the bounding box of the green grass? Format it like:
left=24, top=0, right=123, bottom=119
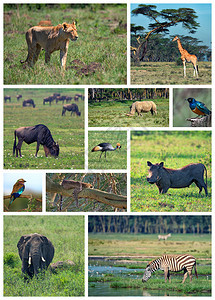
left=4, top=196, right=42, bottom=212
left=4, top=4, right=127, bottom=85
left=88, top=98, right=169, bottom=127
left=131, top=62, right=211, bottom=85
left=4, top=88, right=84, bottom=169
left=88, top=131, right=127, bottom=169
left=4, top=216, right=85, bottom=296
left=131, top=131, right=211, bottom=212
left=110, top=277, right=211, bottom=294
left=89, top=276, right=211, bottom=294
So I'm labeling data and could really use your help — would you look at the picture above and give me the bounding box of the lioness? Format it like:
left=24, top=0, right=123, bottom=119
left=21, top=22, right=78, bottom=70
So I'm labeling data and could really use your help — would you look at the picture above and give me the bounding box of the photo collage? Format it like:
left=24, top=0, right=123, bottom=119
left=2, top=1, right=212, bottom=297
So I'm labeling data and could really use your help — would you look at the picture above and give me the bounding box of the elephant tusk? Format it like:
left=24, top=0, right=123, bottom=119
left=41, top=256, right=46, bottom=262
left=28, top=256, right=31, bottom=265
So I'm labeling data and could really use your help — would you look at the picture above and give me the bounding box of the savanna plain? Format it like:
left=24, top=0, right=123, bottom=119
left=131, top=61, right=211, bottom=85
left=88, top=233, right=211, bottom=296
left=88, top=98, right=169, bottom=128
left=4, top=88, right=84, bottom=169
left=4, top=216, right=85, bottom=297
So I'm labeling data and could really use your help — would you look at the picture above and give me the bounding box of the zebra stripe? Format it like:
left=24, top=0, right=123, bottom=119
left=142, top=254, right=198, bottom=283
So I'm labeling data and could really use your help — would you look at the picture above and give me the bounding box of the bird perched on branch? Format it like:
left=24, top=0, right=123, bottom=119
left=9, top=178, right=26, bottom=207
left=186, top=98, right=211, bottom=117
left=91, top=143, right=121, bottom=160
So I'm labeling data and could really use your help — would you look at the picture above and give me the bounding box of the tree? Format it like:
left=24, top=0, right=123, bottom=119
left=131, top=5, right=200, bottom=62
left=46, top=174, right=127, bottom=212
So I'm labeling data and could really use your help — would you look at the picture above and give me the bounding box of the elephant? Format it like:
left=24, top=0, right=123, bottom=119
left=17, top=233, right=54, bottom=279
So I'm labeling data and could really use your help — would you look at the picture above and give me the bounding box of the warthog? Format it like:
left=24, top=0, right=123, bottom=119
left=23, top=99, right=36, bottom=108
left=62, top=103, right=81, bottom=116
left=147, top=161, right=208, bottom=196
left=126, top=101, right=157, bottom=116
left=13, top=124, right=59, bottom=158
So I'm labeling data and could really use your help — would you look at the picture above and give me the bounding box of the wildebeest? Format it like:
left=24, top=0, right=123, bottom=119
left=65, top=96, right=72, bottom=103
left=75, top=93, right=84, bottom=100
left=17, top=94, right=22, bottom=101
left=43, top=95, right=56, bottom=105
left=23, top=99, right=36, bottom=108
left=56, top=95, right=68, bottom=104
left=74, top=95, right=79, bottom=102
left=4, top=95, right=11, bottom=103
left=13, top=124, right=59, bottom=158
left=147, top=161, right=208, bottom=196
left=126, top=101, right=157, bottom=116
left=62, top=103, right=81, bottom=116
left=43, top=93, right=60, bottom=105
left=53, top=93, right=60, bottom=97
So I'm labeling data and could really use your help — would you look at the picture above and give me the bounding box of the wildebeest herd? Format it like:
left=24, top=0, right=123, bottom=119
left=43, top=93, right=84, bottom=105
left=4, top=92, right=83, bottom=115
left=5, top=92, right=83, bottom=158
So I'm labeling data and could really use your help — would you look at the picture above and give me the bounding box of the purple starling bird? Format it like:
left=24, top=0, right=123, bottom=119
left=9, top=178, right=26, bottom=207
left=186, top=98, right=211, bottom=116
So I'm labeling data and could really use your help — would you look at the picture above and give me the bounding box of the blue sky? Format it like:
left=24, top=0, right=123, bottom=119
left=4, top=173, right=42, bottom=195
left=130, top=3, right=211, bottom=48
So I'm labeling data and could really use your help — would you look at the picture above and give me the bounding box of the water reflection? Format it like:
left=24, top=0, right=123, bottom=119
left=88, top=264, right=211, bottom=297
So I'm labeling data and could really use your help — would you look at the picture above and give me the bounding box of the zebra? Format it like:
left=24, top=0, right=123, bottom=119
left=142, top=254, right=198, bottom=283
left=158, top=233, right=171, bottom=241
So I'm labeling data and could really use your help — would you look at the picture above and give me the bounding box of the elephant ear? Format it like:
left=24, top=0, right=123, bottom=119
left=41, top=236, right=55, bottom=266
left=17, top=235, right=32, bottom=260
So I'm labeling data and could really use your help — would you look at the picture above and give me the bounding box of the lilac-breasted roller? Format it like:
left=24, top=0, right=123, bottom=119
left=9, top=178, right=26, bottom=207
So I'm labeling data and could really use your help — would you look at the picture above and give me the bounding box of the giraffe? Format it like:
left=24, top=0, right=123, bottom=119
left=173, top=36, right=198, bottom=78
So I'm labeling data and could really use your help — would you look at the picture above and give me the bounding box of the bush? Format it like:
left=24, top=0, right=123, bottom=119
left=4, top=253, right=19, bottom=268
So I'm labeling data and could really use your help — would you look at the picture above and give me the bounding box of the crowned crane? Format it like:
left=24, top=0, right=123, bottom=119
left=91, top=143, right=121, bottom=160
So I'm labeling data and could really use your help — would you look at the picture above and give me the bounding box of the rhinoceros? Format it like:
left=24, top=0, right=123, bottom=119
left=146, top=161, right=208, bottom=196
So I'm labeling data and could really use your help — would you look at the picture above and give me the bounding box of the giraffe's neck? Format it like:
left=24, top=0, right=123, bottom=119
left=176, top=39, right=184, bottom=54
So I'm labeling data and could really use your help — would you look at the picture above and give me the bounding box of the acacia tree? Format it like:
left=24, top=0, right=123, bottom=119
left=131, top=5, right=200, bottom=62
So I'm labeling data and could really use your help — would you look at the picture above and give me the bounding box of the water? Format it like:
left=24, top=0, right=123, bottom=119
left=89, top=282, right=210, bottom=297
left=89, top=265, right=139, bottom=278
left=88, top=264, right=211, bottom=297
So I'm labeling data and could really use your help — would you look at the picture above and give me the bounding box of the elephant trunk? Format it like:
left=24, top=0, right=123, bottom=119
left=28, top=247, right=46, bottom=275
left=30, top=254, right=45, bottom=276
